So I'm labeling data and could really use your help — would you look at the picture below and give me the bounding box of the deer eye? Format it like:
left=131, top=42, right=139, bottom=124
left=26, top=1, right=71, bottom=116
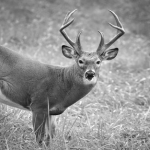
left=96, top=60, right=100, bottom=65
left=79, top=60, right=84, bottom=64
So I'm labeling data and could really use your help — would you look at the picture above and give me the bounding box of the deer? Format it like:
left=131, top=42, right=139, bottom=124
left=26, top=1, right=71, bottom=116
left=0, top=9, right=124, bottom=146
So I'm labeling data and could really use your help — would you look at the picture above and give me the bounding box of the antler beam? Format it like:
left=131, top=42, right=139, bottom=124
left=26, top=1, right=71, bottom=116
left=97, top=10, right=125, bottom=55
left=60, top=9, right=82, bottom=54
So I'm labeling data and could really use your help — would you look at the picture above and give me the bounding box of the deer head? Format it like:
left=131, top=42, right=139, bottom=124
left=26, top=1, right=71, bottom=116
left=60, top=10, right=125, bottom=85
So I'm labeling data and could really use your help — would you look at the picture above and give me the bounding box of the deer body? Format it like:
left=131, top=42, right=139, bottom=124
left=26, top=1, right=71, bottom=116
left=0, top=45, right=94, bottom=113
left=0, top=10, right=125, bottom=146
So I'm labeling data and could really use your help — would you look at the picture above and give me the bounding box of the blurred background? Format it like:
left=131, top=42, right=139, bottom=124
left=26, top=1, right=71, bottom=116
left=0, top=0, right=150, bottom=149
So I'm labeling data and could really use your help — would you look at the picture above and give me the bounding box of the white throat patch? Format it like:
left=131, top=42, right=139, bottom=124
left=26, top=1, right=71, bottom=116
left=83, top=76, right=97, bottom=85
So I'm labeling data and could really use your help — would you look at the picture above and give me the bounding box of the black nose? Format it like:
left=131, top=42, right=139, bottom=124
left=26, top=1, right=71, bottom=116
left=85, top=70, right=95, bottom=80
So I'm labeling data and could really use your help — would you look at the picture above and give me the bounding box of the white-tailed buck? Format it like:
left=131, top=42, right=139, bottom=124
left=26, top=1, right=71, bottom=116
left=0, top=9, right=124, bottom=146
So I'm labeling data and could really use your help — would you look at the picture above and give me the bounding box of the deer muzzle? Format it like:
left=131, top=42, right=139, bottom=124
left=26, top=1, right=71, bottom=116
left=85, top=70, right=95, bottom=81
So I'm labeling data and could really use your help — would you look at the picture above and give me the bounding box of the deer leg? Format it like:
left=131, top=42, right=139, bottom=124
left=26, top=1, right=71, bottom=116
left=32, top=112, right=47, bottom=146
left=32, top=112, right=56, bottom=147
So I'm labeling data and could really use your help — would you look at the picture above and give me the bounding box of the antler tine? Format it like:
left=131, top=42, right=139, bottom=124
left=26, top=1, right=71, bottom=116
left=76, top=31, right=82, bottom=50
left=97, top=31, right=104, bottom=55
left=109, top=10, right=122, bottom=29
left=104, top=10, right=125, bottom=50
left=60, top=9, right=77, bottom=47
left=63, top=9, right=76, bottom=25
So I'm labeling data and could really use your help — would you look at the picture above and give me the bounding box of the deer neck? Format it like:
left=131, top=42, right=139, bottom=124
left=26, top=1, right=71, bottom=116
left=61, top=64, right=96, bottom=107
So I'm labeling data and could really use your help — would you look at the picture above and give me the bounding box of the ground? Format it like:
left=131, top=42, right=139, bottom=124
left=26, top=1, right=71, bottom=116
left=0, top=0, right=150, bottom=150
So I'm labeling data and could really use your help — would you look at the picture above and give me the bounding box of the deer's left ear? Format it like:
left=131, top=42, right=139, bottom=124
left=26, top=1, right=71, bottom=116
left=101, top=48, right=119, bottom=60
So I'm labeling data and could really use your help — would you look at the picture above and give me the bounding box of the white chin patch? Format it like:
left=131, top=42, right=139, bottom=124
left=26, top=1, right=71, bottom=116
left=83, top=76, right=97, bottom=85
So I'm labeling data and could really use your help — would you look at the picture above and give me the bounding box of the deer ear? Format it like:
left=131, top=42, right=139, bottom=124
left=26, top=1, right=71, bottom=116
left=62, top=45, right=74, bottom=59
left=101, top=48, right=119, bottom=60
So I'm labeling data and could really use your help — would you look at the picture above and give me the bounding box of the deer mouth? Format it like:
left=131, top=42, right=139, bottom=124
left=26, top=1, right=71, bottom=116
left=85, top=71, right=95, bottom=81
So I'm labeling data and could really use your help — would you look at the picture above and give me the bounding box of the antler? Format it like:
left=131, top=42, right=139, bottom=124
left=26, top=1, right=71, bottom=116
left=60, top=9, right=82, bottom=54
left=97, top=10, right=125, bottom=55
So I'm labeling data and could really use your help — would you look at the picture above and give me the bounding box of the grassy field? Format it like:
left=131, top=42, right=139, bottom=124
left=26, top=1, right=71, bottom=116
left=0, top=0, right=150, bottom=149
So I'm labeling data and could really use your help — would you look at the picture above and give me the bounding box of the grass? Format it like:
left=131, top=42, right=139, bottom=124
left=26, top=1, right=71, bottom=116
left=0, top=0, right=150, bottom=149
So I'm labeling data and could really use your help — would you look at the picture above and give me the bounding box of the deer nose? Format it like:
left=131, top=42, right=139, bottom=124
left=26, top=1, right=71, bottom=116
left=85, top=70, right=95, bottom=80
